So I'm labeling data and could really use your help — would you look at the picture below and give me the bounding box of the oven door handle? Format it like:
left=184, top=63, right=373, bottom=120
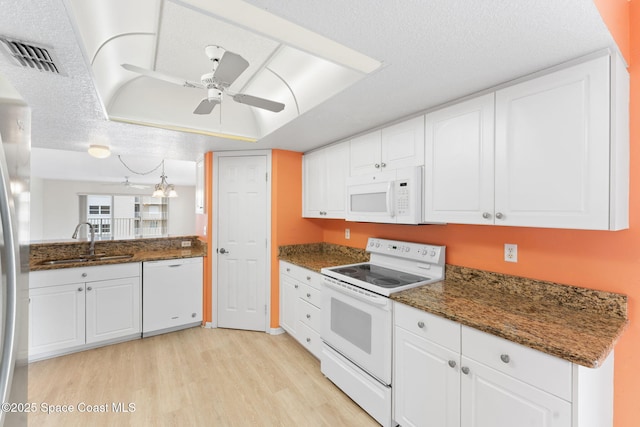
left=323, top=278, right=389, bottom=307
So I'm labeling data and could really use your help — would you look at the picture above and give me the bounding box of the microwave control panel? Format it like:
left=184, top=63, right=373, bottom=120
left=395, top=180, right=410, bottom=215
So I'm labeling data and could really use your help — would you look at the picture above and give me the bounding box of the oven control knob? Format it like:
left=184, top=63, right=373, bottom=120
left=421, top=249, right=428, bottom=256
left=369, top=241, right=375, bottom=247
left=375, top=242, right=380, bottom=248
left=430, top=250, right=437, bottom=257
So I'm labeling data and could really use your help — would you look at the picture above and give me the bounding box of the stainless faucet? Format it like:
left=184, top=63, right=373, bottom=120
left=72, top=222, right=96, bottom=256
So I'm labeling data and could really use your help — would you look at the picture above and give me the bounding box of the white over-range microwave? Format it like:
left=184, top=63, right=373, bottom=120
left=345, top=166, right=423, bottom=224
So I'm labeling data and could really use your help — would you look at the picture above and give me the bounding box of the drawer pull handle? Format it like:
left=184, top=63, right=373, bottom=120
left=500, top=354, right=510, bottom=364
left=448, top=360, right=456, bottom=368
left=461, top=366, right=470, bottom=375
left=417, top=321, right=425, bottom=329
left=306, top=314, right=311, bottom=319
left=307, top=293, right=311, bottom=298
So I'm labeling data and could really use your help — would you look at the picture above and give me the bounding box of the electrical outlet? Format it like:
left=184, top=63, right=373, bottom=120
left=504, top=244, right=517, bottom=262
left=345, top=228, right=350, bottom=239
left=181, top=240, right=192, bottom=247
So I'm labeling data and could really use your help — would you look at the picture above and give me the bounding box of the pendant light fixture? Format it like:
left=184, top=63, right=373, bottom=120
left=117, top=156, right=178, bottom=198
left=152, top=160, right=178, bottom=198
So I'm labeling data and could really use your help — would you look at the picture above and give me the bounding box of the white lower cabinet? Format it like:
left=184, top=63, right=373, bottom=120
left=279, top=261, right=323, bottom=358
left=393, top=302, right=614, bottom=427
left=29, top=263, right=141, bottom=360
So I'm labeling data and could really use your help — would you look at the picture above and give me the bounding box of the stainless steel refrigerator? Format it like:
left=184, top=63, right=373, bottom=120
left=0, top=75, right=30, bottom=427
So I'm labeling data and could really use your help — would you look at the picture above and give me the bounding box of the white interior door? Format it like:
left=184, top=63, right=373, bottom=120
left=216, top=155, right=268, bottom=331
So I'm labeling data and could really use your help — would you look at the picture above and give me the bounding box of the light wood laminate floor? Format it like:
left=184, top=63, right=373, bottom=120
left=27, top=327, right=378, bottom=426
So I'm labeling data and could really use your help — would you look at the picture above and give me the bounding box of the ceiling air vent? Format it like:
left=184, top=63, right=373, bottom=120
left=0, top=36, right=65, bottom=75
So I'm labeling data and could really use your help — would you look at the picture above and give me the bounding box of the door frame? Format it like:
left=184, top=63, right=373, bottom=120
left=211, top=150, right=272, bottom=333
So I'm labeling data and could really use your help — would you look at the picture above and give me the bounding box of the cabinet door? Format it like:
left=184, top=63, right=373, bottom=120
left=279, top=272, right=299, bottom=337
left=381, top=116, right=425, bottom=170
left=350, top=130, right=382, bottom=176
left=460, top=357, right=571, bottom=427
left=29, top=283, right=85, bottom=356
left=424, top=94, right=495, bottom=224
left=302, top=150, right=326, bottom=217
left=86, top=276, right=141, bottom=344
left=494, top=55, right=610, bottom=229
left=394, top=326, right=460, bottom=427
left=323, top=142, right=350, bottom=217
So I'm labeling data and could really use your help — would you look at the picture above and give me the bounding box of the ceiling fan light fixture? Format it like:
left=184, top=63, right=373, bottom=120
left=88, top=144, right=111, bottom=158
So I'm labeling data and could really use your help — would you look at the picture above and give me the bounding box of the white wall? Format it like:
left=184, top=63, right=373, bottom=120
left=31, top=178, right=196, bottom=241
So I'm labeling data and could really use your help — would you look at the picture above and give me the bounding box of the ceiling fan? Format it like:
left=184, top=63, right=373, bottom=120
left=122, top=45, right=285, bottom=115
left=118, top=177, right=149, bottom=189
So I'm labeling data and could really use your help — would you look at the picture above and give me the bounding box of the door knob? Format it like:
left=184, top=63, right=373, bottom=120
left=219, top=248, right=228, bottom=254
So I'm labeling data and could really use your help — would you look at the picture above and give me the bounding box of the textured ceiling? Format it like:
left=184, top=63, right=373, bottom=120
left=0, top=0, right=617, bottom=182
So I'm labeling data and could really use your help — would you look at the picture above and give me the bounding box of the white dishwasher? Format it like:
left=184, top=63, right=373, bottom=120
left=142, top=257, right=203, bottom=337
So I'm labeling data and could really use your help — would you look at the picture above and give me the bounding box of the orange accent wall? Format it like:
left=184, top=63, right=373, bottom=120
left=200, top=152, right=213, bottom=324
left=270, top=149, right=323, bottom=328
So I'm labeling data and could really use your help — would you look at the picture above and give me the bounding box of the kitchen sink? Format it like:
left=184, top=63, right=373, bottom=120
left=39, top=254, right=134, bottom=265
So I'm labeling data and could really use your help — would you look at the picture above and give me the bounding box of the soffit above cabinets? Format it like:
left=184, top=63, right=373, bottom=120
left=66, top=0, right=380, bottom=142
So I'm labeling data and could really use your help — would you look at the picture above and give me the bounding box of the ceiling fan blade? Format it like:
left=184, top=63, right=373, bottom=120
left=121, top=63, right=203, bottom=89
left=213, top=51, right=249, bottom=87
left=232, top=93, right=285, bottom=113
left=193, top=98, right=220, bottom=115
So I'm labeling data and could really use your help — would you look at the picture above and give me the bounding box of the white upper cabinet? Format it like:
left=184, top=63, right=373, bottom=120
left=424, top=52, right=628, bottom=230
left=494, top=53, right=628, bottom=230
left=350, top=116, right=425, bottom=176
left=424, top=93, right=495, bottom=224
left=303, top=141, right=350, bottom=218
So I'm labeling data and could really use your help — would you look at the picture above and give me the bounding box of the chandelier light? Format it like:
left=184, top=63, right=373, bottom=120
left=152, top=161, right=178, bottom=198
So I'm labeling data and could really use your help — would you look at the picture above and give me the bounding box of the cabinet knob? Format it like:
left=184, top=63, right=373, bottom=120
left=306, top=276, right=311, bottom=281
left=307, top=293, right=311, bottom=298
left=417, top=321, right=425, bottom=329
left=294, top=284, right=299, bottom=289
left=495, top=212, right=504, bottom=220
left=448, top=360, right=457, bottom=368
left=306, top=337, right=311, bottom=343
left=192, top=313, right=197, bottom=318
left=87, top=286, right=92, bottom=291
left=286, top=268, right=290, bottom=272
left=81, top=273, right=87, bottom=278
left=306, top=314, right=311, bottom=319
left=374, top=163, right=380, bottom=169
left=461, top=366, right=470, bottom=375
left=500, top=354, right=510, bottom=364
left=77, top=287, right=83, bottom=292
left=482, top=212, right=491, bottom=219
left=381, top=162, right=386, bottom=168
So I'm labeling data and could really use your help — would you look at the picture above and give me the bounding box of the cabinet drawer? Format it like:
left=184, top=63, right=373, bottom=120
left=394, top=302, right=460, bottom=352
left=297, top=321, right=322, bottom=359
left=30, top=263, right=140, bottom=288
left=462, top=326, right=572, bottom=401
left=299, top=282, right=321, bottom=308
left=280, top=261, right=322, bottom=290
left=297, top=298, right=321, bottom=332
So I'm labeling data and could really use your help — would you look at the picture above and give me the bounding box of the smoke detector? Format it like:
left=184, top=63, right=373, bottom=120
left=0, top=36, right=65, bottom=75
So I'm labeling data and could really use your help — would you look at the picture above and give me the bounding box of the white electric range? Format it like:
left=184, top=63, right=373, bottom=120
left=320, top=238, right=446, bottom=427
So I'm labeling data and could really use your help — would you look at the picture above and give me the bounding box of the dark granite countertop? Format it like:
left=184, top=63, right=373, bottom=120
left=30, top=236, right=207, bottom=271
left=392, top=265, right=627, bottom=368
left=278, top=242, right=369, bottom=272
left=278, top=244, right=628, bottom=368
